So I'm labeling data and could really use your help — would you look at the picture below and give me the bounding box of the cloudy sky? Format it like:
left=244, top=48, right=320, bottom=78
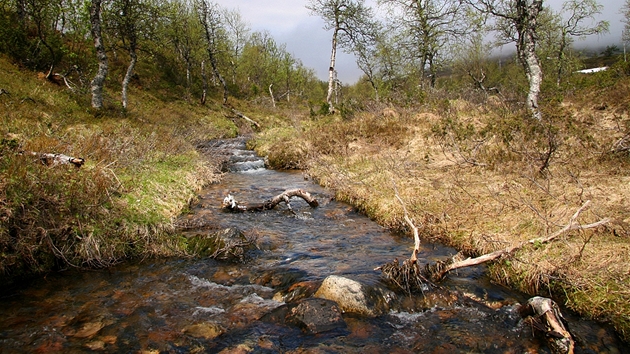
left=214, top=0, right=625, bottom=83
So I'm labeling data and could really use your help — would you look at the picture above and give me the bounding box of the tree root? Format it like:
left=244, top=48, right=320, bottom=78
left=376, top=258, right=435, bottom=295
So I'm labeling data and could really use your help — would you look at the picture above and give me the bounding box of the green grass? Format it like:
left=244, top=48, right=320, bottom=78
left=0, top=55, right=234, bottom=281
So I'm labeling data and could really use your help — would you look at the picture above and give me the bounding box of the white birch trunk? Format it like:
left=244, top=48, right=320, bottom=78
left=269, top=83, right=276, bottom=108
left=516, top=0, right=544, bottom=120
left=89, top=0, right=108, bottom=110
left=326, top=29, right=338, bottom=114
left=200, top=60, right=207, bottom=105
left=121, top=49, right=137, bottom=110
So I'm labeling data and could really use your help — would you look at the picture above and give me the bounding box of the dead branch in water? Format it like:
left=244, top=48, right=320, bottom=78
left=377, top=199, right=610, bottom=291
left=426, top=200, right=609, bottom=282
left=520, top=296, right=575, bottom=354
left=375, top=182, right=435, bottom=294
left=393, top=182, right=421, bottom=262
left=222, top=189, right=318, bottom=213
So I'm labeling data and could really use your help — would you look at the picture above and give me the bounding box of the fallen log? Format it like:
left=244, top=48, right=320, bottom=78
left=377, top=199, right=610, bottom=291
left=222, top=189, right=318, bottom=212
left=520, top=296, right=575, bottom=354
left=229, top=108, right=261, bottom=129
left=22, top=151, right=85, bottom=168
left=425, top=200, right=609, bottom=282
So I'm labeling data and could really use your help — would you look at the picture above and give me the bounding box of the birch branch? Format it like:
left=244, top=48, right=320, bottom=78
left=223, top=189, right=318, bottom=212
left=22, top=151, right=85, bottom=168
left=393, top=182, right=421, bottom=262
left=426, top=200, right=610, bottom=281
left=521, top=296, right=575, bottom=354
left=230, top=108, right=261, bottom=129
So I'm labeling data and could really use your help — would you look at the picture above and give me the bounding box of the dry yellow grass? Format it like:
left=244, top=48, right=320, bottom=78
left=253, top=75, right=630, bottom=341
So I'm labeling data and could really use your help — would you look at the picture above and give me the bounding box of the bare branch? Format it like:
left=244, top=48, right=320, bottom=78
left=392, top=181, right=421, bottom=262
left=426, top=200, right=610, bottom=281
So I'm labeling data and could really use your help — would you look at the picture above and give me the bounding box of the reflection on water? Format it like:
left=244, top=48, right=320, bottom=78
left=0, top=139, right=626, bottom=353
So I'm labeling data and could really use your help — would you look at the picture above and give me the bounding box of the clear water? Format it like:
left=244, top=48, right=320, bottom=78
left=0, top=139, right=625, bottom=353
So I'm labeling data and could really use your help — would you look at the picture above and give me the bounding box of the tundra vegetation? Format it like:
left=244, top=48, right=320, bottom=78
left=1, top=0, right=629, bottom=344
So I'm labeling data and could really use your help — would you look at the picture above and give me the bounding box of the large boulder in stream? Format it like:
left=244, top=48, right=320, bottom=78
left=314, top=275, right=397, bottom=316
left=186, top=227, right=258, bottom=262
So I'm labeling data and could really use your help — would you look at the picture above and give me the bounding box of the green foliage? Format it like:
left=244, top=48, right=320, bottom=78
left=316, top=102, right=331, bottom=117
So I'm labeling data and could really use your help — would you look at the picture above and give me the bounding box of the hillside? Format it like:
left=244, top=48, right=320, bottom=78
left=251, top=62, right=630, bottom=341
left=2, top=45, right=630, bottom=343
left=0, top=54, right=238, bottom=280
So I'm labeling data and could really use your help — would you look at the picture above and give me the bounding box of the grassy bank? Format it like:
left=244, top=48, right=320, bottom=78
left=250, top=67, right=630, bottom=341
left=0, top=55, right=241, bottom=281
left=3, top=48, right=630, bottom=343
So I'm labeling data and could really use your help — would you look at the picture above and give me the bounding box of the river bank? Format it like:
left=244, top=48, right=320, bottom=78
left=0, top=55, right=236, bottom=283
left=2, top=138, right=626, bottom=353
left=1, top=51, right=629, bottom=344
left=250, top=78, right=630, bottom=342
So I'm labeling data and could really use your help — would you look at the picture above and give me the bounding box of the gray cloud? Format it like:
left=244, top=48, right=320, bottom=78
left=216, top=0, right=625, bottom=83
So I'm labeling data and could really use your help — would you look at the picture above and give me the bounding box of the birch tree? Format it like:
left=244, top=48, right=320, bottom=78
left=622, top=0, right=630, bottom=61
left=106, top=0, right=158, bottom=109
left=196, top=0, right=229, bottom=104
left=469, top=0, right=545, bottom=120
left=223, top=8, right=250, bottom=86
left=163, top=0, right=204, bottom=100
left=380, top=0, right=469, bottom=88
left=307, top=0, right=378, bottom=113
left=90, top=0, right=108, bottom=109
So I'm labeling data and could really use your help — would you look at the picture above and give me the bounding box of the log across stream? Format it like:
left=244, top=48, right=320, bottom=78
left=0, top=138, right=626, bottom=353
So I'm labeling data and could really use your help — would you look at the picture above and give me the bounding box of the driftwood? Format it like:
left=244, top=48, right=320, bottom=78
left=425, top=200, right=609, bottom=282
left=395, top=192, right=421, bottom=262
left=229, top=108, right=261, bottom=129
left=378, top=199, right=610, bottom=291
left=520, top=296, right=575, bottom=354
left=22, top=151, right=85, bottom=168
left=222, top=189, right=318, bottom=213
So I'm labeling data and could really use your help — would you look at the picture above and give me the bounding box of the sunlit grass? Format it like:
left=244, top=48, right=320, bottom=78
left=0, top=55, right=233, bottom=279
left=255, top=72, right=630, bottom=341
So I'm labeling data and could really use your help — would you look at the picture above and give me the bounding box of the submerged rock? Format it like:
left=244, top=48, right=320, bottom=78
left=262, top=298, right=347, bottom=334
left=186, top=227, right=258, bottom=262
left=251, top=268, right=309, bottom=291
left=182, top=322, right=224, bottom=339
left=314, top=275, right=397, bottom=316
left=274, top=280, right=320, bottom=303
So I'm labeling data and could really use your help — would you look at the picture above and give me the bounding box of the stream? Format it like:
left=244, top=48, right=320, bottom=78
left=0, top=138, right=627, bottom=353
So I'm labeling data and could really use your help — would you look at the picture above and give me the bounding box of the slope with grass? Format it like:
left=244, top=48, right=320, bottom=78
left=250, top=64, right=630, bottom=341
left=0, top=55, right=241, bottom=281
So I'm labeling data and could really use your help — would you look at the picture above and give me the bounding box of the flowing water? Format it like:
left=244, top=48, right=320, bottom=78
left=0, top=138, right=626, bottom=353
